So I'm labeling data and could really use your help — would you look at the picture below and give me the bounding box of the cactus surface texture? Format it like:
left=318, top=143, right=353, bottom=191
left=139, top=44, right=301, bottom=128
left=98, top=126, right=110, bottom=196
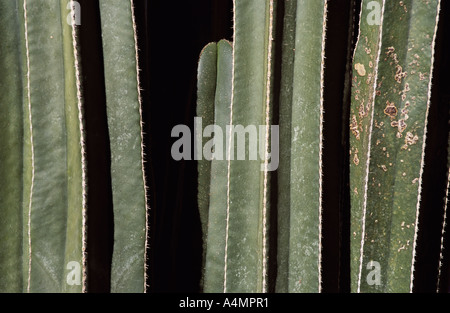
left=350, top=0, right=441, bottom=293
left=0, top=0, right=148, bottom=293
left=0, top=0, right=449, bottom=295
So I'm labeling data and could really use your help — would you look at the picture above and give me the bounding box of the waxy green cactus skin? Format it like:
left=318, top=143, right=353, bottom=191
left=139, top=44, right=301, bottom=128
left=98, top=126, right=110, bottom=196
left=99, top=0, right=149, bottom=293
left=350, top=0, right=441, bottom=293
left=0, top=0, right=86, bottom=293
left=0, top=0, right=149, bottom=293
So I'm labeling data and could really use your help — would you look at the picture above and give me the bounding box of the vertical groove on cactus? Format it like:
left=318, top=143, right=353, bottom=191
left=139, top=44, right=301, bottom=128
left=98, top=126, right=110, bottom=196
left=261, top=0, right=276, bottom=292
left=99, top=0, right=149, bottom=293
left=22, top=0, right=34, bottom=293
left=223, top=1, right=237, bottom=293
left=275, top=0, right=296, bottom=293
left=351, top=0, right=441, bottom=292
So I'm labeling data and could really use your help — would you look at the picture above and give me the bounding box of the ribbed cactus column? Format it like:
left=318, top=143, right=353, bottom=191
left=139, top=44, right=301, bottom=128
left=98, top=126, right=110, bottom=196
left=276, top=0, right=328, bottom=293
left=99, top=0, right=149, bottom=293
left=198, top=0, right=276, bottom=292
left=350, top=0, right=441, bottom=292
left=223, top=0, right=276, bottom=293
left=198, top=40, right=233, bottom=292
left=0, top=0, right=86, bottom=293
left=350, top=0, right=385, bottom=293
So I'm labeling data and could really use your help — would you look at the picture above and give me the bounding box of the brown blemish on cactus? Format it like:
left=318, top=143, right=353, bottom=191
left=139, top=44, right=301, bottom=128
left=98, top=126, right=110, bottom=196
left=353, top=153, right=360, bottom=166
left=384, top=101, right=398, bottom=118
left=350, top=115, right=360, bottom=139
left=395, top=65, right=407, bottom=83
left=397, top=119, right=407, bottom=133
left=405, top=132, right=418, bottom=144
left=386, top=46, right=407, bottom=83
left=359, top=101, right=367, bottom=119
left=401, top=132, right=419, bottom=150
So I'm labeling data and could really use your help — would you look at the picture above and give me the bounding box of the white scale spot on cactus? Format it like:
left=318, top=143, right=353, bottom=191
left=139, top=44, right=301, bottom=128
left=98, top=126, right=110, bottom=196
left=293, top=126, right=300, bottom=142
left=402, top=132, right=419, bottom=150
left=350, top=115, right=360, bottom=139
left=354, top=63, right=366, bottom=76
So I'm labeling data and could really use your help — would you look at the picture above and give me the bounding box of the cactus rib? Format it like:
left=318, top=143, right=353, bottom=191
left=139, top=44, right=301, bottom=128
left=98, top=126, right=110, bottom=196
left=276, top=0, right=328, bottom=293
left=223, top=0, right=276, bottom=293
left=202, top=40, right=233, bottom=292
left=0, top=0, right=87, bottom=293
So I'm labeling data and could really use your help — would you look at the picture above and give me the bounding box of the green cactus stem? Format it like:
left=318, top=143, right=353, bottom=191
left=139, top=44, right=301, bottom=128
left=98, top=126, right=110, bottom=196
left=99, top=0, right=149, bottom=293
left=275, top=0, right=328, bottom=293
left=0, top=0, right=86, bottom=293
left=350, top=0, right=441, bottom=293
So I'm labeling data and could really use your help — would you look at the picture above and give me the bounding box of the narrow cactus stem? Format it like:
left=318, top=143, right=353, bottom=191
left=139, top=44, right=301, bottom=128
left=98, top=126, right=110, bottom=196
left=196, top=42, right=218, bottom=289
left=201, top=40, right=233, bottom=292
left=99, top=0, right=149, bottom=293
